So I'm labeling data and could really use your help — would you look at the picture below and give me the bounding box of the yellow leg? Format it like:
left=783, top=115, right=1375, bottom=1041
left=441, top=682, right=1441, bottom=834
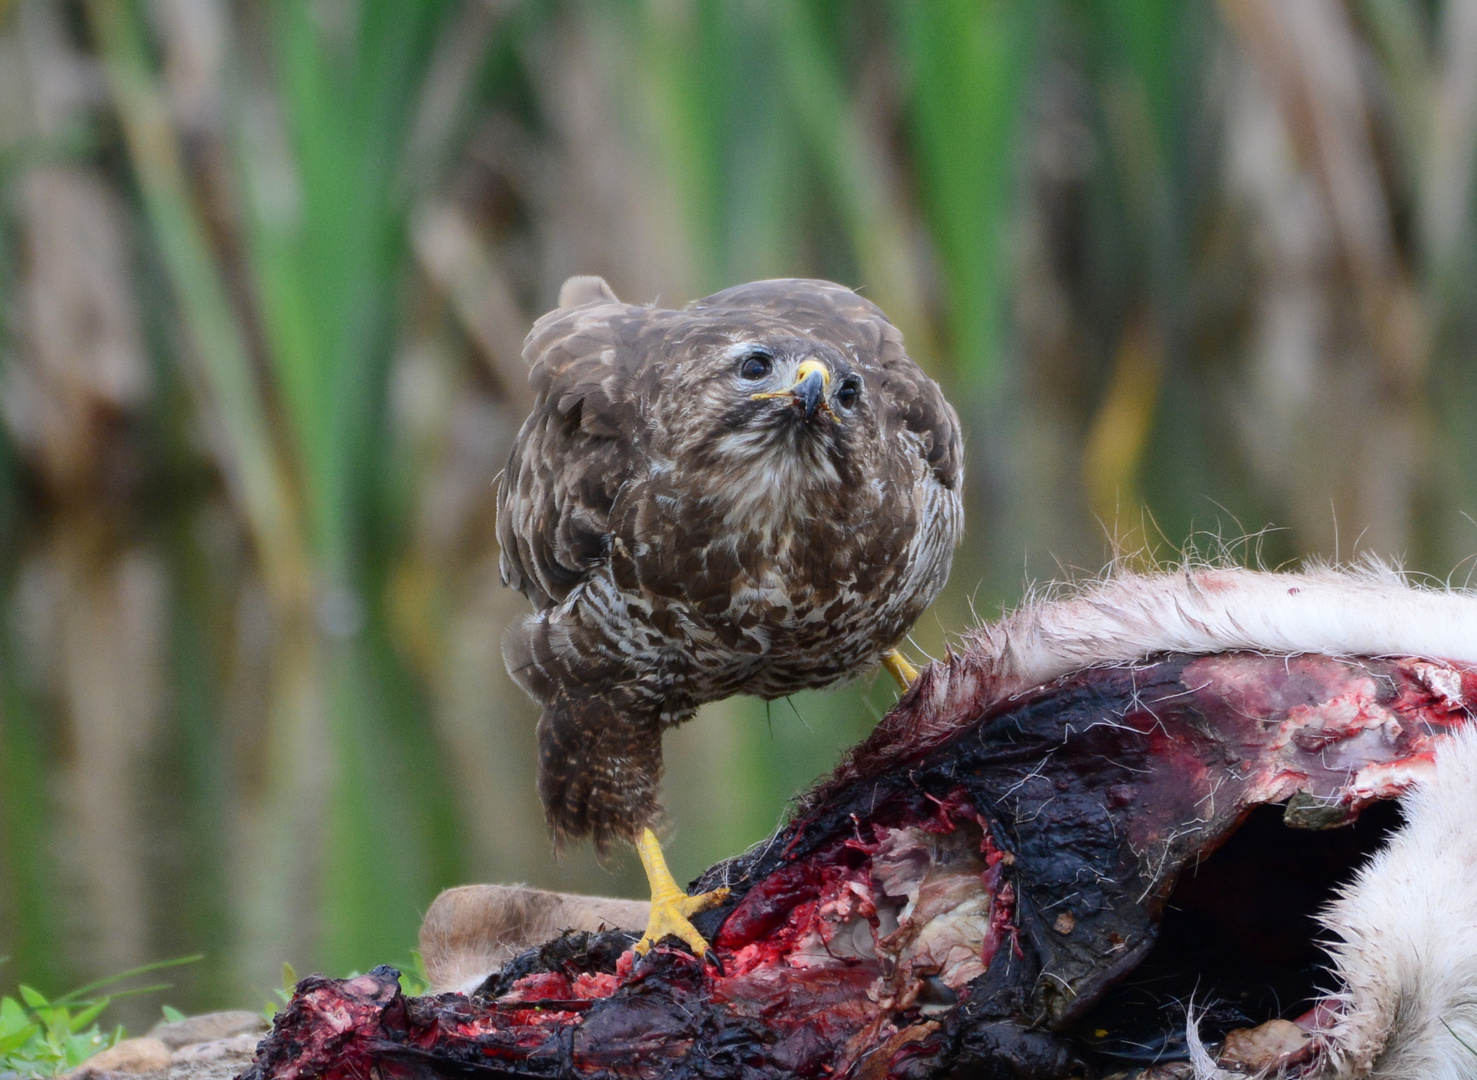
left=882, top=649, right=919, bottom=689
left=634, top=827, right=730, bottom=956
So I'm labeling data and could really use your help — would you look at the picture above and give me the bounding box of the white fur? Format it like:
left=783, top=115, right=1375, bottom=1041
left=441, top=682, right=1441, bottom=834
left=1315, top=724, right=1477, bottom=1079
left=962, top=560, right=1477, bottom=707
left=1185, top=1005, right=1240, bottom=1080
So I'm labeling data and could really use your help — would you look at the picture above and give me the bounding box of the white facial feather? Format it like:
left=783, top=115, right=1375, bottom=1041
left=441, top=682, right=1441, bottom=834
left=708, top=427, right=840, bottom=544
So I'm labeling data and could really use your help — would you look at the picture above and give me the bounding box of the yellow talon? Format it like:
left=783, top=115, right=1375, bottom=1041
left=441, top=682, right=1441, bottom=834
left=633, top=827, right=729, bottom=956
left=882, top=649, right=919, bottom=689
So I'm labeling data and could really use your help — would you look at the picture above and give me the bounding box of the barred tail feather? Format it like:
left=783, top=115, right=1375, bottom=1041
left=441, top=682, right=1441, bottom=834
left=535, top=691, right=665, bottom=853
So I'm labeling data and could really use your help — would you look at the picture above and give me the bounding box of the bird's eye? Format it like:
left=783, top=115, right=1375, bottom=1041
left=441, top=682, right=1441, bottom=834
left=835, top=377, right=861, bottom=410
left=739, top=352, right=772, bottom=380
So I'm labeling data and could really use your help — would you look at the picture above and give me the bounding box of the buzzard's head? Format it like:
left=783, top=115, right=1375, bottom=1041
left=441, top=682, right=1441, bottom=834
left=738, top=342, right=861, bottom=425
left=518, top=276, right=962, bottom=506
left=652, top=280, right=961, bottom=498
left=669, top=332, right=887, bottom=499
left=715, top=336, right=869, bottom=448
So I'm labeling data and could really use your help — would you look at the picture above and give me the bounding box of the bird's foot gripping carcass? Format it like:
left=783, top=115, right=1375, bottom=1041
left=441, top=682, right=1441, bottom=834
left=245, top=569, right=1477, bottom=1079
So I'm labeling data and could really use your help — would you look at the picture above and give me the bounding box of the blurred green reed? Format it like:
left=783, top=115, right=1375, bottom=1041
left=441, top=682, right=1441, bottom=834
left=87, top=0, right=472, bottom=987
left=899, top=1, right=1036, bottom=397
left=1, top=0, right=1476, bottom=1022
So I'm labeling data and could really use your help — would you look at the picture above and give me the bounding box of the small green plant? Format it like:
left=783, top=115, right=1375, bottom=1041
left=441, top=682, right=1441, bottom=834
left=0, top=984, right=121, bottom=1077
left=397, top=952, right=432, bottom=998
left=261, top=962, right=299, bottom=1019
left=0, top=957, right=201, bottom=1077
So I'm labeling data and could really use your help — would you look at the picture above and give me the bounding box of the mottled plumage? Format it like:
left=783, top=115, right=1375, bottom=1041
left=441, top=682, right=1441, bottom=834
left=498, top=277, right=963, bottom=849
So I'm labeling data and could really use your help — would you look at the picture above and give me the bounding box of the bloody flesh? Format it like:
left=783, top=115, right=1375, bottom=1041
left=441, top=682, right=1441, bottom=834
left=242, top=652, right=1476, bottom=1080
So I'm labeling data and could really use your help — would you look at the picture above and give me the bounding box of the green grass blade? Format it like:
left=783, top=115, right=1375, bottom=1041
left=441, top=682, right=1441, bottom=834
left=771, top=2, right=931, bottom=352
left=15, top=988, right=44, bottom=1011
left=897, top=0, right=1038, bottom=393
left=50, top=955, right=202, bottom=1006
left=62, top=999, right=109, bottom=1031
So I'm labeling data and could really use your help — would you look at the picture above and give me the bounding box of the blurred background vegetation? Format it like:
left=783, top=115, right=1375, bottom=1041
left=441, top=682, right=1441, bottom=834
left=2, top=0, right=1476, bottom=1024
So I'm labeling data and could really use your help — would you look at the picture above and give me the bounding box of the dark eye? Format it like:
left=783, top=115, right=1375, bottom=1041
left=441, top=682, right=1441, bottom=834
left=835, top=377, right=861, bottom=410
left=739, top=352, right=772, bottom=380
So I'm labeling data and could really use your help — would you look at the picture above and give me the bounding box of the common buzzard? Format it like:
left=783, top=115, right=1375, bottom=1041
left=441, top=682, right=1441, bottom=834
left=498, top=276, right=963, bottom=953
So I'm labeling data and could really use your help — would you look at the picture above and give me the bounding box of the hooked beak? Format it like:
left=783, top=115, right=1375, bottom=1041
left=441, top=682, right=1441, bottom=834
left=793, top=361, right=828, bottom=421
left=753, top=359, right=833, bottom=422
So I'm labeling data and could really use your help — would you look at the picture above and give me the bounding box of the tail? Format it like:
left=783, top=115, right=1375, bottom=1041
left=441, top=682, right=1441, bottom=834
left=536, top=688, right=665, bottom=854
left=504, top=610, right=669, bottom=852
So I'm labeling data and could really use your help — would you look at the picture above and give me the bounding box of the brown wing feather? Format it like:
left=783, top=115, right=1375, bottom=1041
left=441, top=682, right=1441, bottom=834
left=498, top=295, right=661, bottom=608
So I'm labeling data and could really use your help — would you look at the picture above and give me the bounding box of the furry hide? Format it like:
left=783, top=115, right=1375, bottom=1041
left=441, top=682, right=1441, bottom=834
left=1316, top=723, right=1477, bottom=1079
left=825, top=559, right=1477, bottom=805
left=967, top=560, right=1477, bottom=706
left=905, top=560, right=1477, bottom=1079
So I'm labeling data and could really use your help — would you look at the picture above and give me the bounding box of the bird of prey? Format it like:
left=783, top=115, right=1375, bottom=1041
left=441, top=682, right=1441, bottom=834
left=497, top=275, right=964, bottom=956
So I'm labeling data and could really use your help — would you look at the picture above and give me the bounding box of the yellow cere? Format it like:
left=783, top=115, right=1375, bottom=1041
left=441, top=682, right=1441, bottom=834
left=794, top=358, right=831, bottom=387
